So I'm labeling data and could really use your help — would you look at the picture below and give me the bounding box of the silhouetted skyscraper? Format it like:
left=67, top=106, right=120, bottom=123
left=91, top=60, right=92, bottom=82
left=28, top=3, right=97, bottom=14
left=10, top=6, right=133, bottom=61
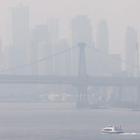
left=70, top=15, right=93, bottom=75
left=7, top=3, right=29, bottom=51
left=46, top=18, right=59, bottom=74
left=38, top=43, right=53, bottom=75
left=54, top=39, right=71, bottom=76
left=30, top=24, right=50, bottom=75
left=46, top=18, right=59, bottom=44
left=7, top=3, right=30, bottom=74
left=97, top=19, right=109, bottom=54
left=71, top=15, right=92, bottom=47
left=125, top=26, right=137, bottom=76
left=96, top=20, right=109, bottom=76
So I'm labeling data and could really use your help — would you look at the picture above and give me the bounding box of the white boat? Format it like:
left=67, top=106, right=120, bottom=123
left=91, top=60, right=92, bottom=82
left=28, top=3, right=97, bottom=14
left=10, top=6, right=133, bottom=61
left=101, top=125, right=124, bottom=134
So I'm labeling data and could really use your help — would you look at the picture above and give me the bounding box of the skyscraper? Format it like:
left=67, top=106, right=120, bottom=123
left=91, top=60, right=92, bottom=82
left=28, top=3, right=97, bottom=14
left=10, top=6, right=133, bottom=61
left=38, top=43, right=53, bottom=75
left=7, top=3, right=30, bottom=74
left=71, top=15, right=93, bottom=48
left=7, top=3, right=29, bottom=50
left=30, top=24, right=50, bottom=75
left=125, top=27, right=137, bottom=105
left=46, top=18, right=59, bottom=44
left=54, top=39, right=71, bottom=76
left=96, top=20, right=109, bottom=76
left=46, top=18, right=59, bottom=74
left=125, top=26, right=137, bottom=76
left=97, top=20, right=109, bottom=54
left=70, top=15, right=93, bottom=75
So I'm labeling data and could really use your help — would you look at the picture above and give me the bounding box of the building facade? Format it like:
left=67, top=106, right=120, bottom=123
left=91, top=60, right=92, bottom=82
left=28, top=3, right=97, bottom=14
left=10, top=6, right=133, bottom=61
left=54, top=39, right=71, bottom=76
left=46, top=18, right=59, bottom=44
left=38, top=42, right=53, bottom=75
left=125, top=26, right=137, bottom=76
left=30, top=24, right=50, bottom=75
left=7, top=3, right=30, bottom=74
left=70, top=15, right=93, bottom=75
left=97, top=20, right=109, bottom=54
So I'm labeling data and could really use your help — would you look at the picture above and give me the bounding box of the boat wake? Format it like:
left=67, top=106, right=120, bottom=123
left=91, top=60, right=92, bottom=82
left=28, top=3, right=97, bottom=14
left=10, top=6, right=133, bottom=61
left=102, top=132, right=140, bottom=135
left=120, top=133, right=140, bottom=135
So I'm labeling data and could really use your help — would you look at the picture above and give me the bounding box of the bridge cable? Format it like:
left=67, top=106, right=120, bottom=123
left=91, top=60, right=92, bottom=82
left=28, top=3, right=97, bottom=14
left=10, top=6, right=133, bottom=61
left=87, top=46, right=139, bottom=68
left=0, top=46, right=78, bottom=74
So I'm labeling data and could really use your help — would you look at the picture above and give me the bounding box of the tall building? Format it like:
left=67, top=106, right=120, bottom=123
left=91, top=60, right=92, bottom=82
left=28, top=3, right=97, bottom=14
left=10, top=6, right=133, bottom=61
left=38, top=43, right=53, bottom=75
left=108, top=54, right=122, bottom=74
left=125, top=26, right=137, bottom=76
left=30, top=24, right=50, bottom=75
left=7, top=47, right=24, bottom=74
left=96, top=20, right=109, bottom=76
left=7, top=3, right=30, bottom=74
left=54, top=39, right=71, bottom=76
left=46, top=18, right=59, bottom=44
left=46, top=18, right=59, bottom=74
left=97, top=20, right=109, bottom=54
left=70, top=15, right=93, bottom=75
left=30, top=24, right=53, bottom=95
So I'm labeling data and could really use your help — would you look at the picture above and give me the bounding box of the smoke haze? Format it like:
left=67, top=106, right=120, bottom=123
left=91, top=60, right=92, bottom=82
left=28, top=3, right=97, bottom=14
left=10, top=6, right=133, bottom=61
left=0, top=0, right=140, bottom=58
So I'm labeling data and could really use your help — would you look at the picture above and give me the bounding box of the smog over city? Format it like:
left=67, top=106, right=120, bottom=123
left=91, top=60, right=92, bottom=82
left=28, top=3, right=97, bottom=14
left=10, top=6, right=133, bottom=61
left=0, top=0, right=140, bottom=140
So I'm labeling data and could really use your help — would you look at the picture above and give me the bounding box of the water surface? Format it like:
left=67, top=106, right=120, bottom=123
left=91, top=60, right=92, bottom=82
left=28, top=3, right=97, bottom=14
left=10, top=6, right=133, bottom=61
left=0, top=103, right=139, bottom=140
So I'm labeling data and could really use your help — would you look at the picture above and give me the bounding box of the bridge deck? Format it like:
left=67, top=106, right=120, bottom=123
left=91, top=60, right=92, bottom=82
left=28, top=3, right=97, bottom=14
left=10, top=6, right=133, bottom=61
left=0, top=75, right=140, bottom=86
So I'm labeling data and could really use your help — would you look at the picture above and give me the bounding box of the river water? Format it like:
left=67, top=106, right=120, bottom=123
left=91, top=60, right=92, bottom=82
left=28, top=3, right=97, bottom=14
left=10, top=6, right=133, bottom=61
left=0, top=103, right=139, bottom=140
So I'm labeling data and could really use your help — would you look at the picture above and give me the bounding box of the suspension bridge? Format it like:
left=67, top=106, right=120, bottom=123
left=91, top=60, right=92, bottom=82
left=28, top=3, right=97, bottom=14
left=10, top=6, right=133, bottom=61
left=0, top=43, right=140, bottom=107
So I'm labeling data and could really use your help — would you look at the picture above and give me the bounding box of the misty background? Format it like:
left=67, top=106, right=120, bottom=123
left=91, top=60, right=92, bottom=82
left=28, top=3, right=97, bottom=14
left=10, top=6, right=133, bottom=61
left=0, top=0, right=140, bottom=62
left=0, top=1, right=139, bottom=140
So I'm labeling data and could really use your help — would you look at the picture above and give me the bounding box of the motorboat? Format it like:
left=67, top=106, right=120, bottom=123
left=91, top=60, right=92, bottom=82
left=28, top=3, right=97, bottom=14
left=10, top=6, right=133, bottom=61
left=101, top=125, right=124, bottom=134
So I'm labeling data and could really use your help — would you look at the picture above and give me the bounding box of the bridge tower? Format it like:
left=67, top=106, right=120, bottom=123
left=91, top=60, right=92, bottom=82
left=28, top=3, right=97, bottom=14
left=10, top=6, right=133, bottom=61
left=76, top=43, right=89, bottom=108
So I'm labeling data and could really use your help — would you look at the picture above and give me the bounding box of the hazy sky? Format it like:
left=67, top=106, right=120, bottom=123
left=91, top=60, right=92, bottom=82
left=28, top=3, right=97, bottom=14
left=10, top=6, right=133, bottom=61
left=0, top=0, right=140, bottom=59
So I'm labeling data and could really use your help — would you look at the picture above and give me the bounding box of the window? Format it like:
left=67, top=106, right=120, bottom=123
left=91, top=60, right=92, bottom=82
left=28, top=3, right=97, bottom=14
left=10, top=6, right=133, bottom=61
left=103, top=129, right=112, bottom=131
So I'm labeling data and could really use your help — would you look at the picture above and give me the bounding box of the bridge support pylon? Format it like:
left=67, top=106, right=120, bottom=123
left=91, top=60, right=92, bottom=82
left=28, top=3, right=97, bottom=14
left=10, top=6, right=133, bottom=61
left=76, top=43, right=89, bottom=108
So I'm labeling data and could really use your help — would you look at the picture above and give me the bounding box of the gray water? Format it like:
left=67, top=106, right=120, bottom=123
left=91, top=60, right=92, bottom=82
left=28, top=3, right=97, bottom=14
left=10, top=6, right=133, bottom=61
left=0, top=103, right=139, bottom=140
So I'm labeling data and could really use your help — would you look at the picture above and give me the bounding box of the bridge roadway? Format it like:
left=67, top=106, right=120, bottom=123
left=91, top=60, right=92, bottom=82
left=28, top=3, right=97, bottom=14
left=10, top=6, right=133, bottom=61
left=0, top=75, right=140, bottom=87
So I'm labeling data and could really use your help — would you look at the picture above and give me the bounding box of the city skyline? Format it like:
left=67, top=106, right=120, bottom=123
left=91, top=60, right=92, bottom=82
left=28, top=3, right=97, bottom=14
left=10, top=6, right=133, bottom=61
left=0, top=3, right=139, bottom=75
left=0, top=1, right=139, bottom=138
left=0, top=0, right=139, bottom=57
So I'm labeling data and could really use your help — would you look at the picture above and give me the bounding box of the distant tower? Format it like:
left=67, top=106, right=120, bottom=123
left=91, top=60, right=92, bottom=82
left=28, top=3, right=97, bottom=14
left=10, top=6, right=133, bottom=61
left=97, top=19, right=109, bottom=54
left=38, top=43, right=53, bottom=75
left=70, top=15, right=93, bottom=75
left=7, top=3, right=29, bottom=51
left=96, top=20, right=109, bottom=101
left=46, top=18, right=59, bottom=73
left=30, top=24, right=50, bottom=75
left=71, top=15, right=92, bottom=48
left=46, top=18, right=59, bottom=44
left=54, top=39, right=71, bottom=76
left=7, top=4, right=30, bottom=74
left=125, top=26, right=137, bottom=76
